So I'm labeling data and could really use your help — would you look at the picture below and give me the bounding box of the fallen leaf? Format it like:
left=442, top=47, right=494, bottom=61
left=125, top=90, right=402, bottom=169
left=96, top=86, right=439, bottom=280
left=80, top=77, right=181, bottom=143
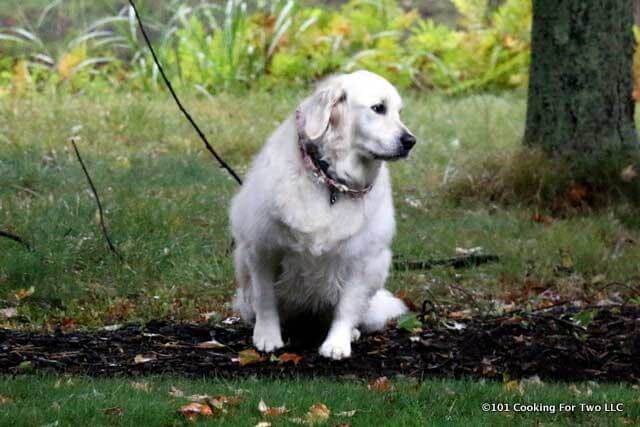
left=133, top=354, right=156, bottom=364
left=0, top=395, right=13, bottom=405
left=447, top=309, right=472, bottom=319
left=621, top=165, right=637, bottom=182
left=455, top=246, right=483, bottom=256
left=532, top=213, right=554, bottom=225
left=130, top=381, right=152, bottom=393
left=569, top=384, right=592, bottom=397
left=480, top=357, right=497, bottom=376
left=397, top=312, right=422, bottom=333
left=200, top=311, right=218, bottom=321
left=237, top=349, right=265, bottom=366
left=503, top=380, right=524, bottom=395
left=566, top=184, right=588, bottom=205
left=222, top=316, right=241, bottom=325
left=196, top=339, right=225, bottom=349
left=169, top=386, right=184, bottom=398
left=0, top=308, right=17, bottom=319
left=306, top=403, right=331, bottom=425
left=258, top=399, right=289, bottom=417
left=178, top=402, right=214, bottom=421
left=368, top=377, right=393, bottom=392
left=14, top=286, right=35, bottom=301
left=278, top=353, right=303, bottom=365
left=573, top=310, right=597, bottom=329
left=59, top=317, right=77, bottom=332
left=103, top=406, right=123, bottom=416
left=442, top=320, right=467, bottom=331
left=209, top=395, right=242, bottom=408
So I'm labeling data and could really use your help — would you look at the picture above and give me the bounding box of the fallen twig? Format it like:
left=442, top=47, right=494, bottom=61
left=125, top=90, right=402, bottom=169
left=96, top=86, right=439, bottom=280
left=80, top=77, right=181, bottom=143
left=0, top=230, right=32, bottom=251
left=127, top=0, right=242, bottom=186
left=70, top=139, right=122, bottom=260
left=393, top=254, right=499, bottom=271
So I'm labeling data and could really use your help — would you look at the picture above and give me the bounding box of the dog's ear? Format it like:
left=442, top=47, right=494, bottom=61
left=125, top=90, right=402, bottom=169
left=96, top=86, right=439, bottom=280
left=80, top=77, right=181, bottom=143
left=296, top=84, right=347, bottom=141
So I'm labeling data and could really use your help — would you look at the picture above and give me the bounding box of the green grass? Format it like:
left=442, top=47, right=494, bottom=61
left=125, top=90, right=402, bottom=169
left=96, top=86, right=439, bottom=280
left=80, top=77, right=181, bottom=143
left=1, top=375, right=638, bottom=426
left=1, top=89, right=640, bottom=327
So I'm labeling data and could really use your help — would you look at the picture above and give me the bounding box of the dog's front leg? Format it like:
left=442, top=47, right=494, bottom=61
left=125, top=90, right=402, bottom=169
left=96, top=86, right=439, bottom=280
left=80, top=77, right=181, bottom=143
left=319, top=282, right=371, bottom=360
left=319, top=248, right=391, bottom=360
left=249, top=251, right=284, bottom=352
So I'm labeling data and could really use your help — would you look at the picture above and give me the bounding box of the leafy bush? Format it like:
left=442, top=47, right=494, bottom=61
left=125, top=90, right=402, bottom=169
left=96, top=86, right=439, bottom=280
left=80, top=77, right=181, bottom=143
left=408, top=0, right=531, bottom=92
left=0, top=0, right=565, bottom=96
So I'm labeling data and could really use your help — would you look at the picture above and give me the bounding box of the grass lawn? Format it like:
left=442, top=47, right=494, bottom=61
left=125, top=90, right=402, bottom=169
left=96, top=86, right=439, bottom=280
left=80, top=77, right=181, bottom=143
left=1, top=375, right=638, bottom=426
left=1, top=89, right=639, bottom=327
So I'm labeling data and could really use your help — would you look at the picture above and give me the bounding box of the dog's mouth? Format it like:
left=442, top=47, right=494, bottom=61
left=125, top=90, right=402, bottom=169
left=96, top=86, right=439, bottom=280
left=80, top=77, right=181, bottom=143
left=368, top=149, right=410, bottom=161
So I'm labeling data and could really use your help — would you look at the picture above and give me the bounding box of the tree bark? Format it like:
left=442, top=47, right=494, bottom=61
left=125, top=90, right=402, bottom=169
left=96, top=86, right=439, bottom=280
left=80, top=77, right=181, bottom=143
left=524, top=0, right=638, bottom=152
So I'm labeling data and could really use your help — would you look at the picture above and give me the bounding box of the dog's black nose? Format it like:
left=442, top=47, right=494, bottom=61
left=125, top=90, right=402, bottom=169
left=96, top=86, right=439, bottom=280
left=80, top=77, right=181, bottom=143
left=400, top=132, right=416, bottom=151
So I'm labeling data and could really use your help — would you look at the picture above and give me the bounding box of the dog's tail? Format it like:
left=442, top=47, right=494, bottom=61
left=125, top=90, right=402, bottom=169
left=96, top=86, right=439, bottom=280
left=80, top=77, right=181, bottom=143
left=361, top=289, right=407, bottom=333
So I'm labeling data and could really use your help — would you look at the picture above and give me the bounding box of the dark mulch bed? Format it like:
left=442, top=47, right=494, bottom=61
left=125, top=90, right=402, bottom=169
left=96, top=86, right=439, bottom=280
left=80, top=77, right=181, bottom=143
left=1, top=305, right=638, bottom=382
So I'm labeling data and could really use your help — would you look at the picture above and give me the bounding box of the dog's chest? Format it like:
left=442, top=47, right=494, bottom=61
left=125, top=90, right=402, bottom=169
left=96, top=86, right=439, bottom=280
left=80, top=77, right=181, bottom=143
left=274, top=184, right=366, bottom=256
left=275, top=250, right=350, bottom=314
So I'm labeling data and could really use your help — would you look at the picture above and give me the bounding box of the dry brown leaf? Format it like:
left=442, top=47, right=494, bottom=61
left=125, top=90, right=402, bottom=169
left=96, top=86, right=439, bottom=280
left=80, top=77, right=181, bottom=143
left=447, top=309, right=472, bottom=319
left=178, top=402, right=214, bottom=421
left=566, top=183, right=589, bottom=205
left=532, top=213, right=553, bottom=225
left=196, top=339, right=225, bottom=349
left=133, top=354, right=156, bottom=364
left=368, top=376, right=393, bottom=392
left=14, top=286, right=35, bottom=301
left=503, top=380, right=524, bottom=395
left=209, top=395, right=243, bottom=408
left=103, top=406, right=123, bottom=416
left=258, top=399, right=289, bottom=417
left=0, top=395, right=13, bottom=405
left=237, top=349, right=265, bottom=366
left=59, top=317, right=77, bottom=332
left=306, top=403, right=331, bottom=425
left=278, top=352, right=303, bottom=365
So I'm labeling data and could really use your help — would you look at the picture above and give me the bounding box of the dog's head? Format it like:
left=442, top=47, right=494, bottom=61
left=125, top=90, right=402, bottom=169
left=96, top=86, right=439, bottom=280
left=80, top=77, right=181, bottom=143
left=296, top=70, right=415, bottom=187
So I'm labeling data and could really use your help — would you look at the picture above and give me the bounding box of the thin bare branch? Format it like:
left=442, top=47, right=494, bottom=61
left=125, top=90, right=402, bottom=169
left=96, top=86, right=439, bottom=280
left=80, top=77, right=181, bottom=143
left=0, top=230, right=32, bottom=251
left=127, top=0, right=243, bottom=186
left=70, top=138, right=123, bottom=260
left=393, top=254, right=499, bottom=271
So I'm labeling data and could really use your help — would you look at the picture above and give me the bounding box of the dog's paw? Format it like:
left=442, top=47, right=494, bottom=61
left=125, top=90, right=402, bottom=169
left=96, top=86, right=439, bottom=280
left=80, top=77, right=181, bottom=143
left=351, top=328, right=361, bottom=342
left=319, top=336, right=351, bottom=360
left=253, top=325, right=284, bottom=353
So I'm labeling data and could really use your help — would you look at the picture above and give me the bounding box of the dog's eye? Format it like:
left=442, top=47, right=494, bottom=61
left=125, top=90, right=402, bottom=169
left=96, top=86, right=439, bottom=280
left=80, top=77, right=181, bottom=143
left=371, top=103, right=386, bottom=115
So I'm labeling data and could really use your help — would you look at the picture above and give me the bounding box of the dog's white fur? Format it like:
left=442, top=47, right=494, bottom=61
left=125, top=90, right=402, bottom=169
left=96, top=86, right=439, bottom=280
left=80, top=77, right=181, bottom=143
left=230, top=70, right=414, bottom=359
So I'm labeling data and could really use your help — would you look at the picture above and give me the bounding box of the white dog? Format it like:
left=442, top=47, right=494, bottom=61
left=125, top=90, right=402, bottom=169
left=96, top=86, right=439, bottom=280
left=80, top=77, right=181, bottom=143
left=230, top=70, right=416, bottom=360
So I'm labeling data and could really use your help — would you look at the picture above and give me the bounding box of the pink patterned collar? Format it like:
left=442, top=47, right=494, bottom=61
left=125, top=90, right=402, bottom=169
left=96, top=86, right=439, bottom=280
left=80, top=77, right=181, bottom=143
left=296, top=112, right=373, bottom=205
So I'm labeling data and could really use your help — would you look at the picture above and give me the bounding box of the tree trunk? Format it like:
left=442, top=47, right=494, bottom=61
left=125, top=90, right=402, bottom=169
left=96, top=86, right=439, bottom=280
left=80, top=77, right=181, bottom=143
left=524, top=0, right=638, bottom=152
